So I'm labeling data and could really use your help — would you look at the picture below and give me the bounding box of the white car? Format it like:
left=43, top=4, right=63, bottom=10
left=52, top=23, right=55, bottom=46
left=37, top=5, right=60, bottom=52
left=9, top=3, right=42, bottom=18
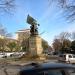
left=0, top=53, right=7, bottom=58
left=58, top=54, right=75, bottom=64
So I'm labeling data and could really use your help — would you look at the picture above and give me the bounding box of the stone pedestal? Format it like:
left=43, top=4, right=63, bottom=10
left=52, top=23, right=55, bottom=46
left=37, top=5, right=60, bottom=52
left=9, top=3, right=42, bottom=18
left=29, top=35, right=43, bottom=56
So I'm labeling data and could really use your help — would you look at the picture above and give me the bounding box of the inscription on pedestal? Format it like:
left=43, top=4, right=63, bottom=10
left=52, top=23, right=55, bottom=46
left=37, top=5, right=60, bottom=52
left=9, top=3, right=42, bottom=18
left=29, top=36, right=43, bottom=56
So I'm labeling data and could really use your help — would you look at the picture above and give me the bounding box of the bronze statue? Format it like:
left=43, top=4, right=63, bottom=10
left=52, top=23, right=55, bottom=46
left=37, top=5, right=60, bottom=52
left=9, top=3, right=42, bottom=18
left=27, top=14, right=39, bottom=36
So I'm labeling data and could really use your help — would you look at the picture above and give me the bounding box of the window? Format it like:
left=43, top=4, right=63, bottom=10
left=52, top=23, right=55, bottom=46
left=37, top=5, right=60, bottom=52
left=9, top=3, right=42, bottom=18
left=69, top=55, right=72, bottom=58
left=73, top=55, right=75, bottom=58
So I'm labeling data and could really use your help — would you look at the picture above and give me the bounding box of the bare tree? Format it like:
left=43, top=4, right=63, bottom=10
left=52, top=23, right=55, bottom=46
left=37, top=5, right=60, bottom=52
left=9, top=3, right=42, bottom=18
left=0, top=0, right=15, bottom=38
left=0, top=24, right=12, bottom=38
left=0, top=0, right=15, bottom=14
left=49, top=0, right=75, bottom=21
left=52, top=32, right=71, bottom=53
left=59, top=32, right=71, bottom=40
left=71, top=32, right=75, bottom=40
left=52, top=38, right=62, bottom=51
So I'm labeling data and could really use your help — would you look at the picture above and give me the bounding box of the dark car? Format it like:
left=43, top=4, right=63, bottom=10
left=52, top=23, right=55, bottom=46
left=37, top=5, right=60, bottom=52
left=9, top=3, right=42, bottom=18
left=18, top=62, right=75, bottom=75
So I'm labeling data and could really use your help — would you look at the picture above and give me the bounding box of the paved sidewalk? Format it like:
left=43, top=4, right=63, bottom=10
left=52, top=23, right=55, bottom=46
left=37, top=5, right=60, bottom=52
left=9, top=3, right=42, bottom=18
left=0, top=63, right=22, bottom=75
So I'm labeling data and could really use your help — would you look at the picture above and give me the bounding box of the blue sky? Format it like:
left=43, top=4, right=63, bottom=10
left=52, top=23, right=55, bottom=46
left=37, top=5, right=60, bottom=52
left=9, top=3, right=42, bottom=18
left=0, top=0, right=75, bottom=45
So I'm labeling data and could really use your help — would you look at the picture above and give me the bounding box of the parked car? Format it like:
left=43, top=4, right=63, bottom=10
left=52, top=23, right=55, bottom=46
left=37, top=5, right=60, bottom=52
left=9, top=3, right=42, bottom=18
left=58, top=54, right=75, bottom=64
left=10, top=52, right=25, bottom=58
left=0, top=53, right=7, bottom=58
left=18, top=62, right=75, bottom=75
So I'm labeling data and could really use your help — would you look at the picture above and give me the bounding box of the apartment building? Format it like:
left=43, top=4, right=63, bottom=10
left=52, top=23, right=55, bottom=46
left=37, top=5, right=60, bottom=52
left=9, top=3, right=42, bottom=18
left=16, top=29, right=30, bottom=42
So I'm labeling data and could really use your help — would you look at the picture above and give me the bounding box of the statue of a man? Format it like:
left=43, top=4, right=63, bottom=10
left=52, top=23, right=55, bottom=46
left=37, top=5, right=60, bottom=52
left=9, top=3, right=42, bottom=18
left=27, top=15, right=39, bottom=36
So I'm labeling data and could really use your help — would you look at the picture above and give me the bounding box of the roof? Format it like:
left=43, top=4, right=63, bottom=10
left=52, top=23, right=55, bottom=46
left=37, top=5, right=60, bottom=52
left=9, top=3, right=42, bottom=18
left=20, top=62, right=75, bottom=74
left=16, top=29, right=30, bottom=33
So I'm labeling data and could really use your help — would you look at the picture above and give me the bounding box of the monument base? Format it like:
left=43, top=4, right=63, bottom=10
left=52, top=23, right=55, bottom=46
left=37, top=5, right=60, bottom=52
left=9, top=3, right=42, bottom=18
left=29, top=35, right=43, bottom=56
left=20, top=53, right=46, bottom=61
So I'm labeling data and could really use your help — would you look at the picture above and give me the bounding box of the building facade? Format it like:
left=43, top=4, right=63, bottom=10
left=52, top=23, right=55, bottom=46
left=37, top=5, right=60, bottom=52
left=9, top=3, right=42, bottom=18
left=16, top=29, right=30, bottom=52
left=16, top=29, right=30, bottom=42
